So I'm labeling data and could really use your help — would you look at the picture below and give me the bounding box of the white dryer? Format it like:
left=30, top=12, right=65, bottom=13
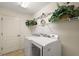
left=24, top=34, right=61, bottom=56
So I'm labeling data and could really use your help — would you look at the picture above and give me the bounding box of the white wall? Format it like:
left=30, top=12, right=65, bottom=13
left=33, top=2, right=79, bottom=56
left=0, top=7, right=32, bottom=36
left=33, top=2, right=58, bottom=18
left=0, top=7, right=32, bottom=51
left=0, top=7, right=32, bottom=19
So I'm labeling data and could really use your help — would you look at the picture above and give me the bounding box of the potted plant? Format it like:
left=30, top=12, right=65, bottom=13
left=25, top=19, right=37, bottom=32
left=49, top=5, right=79, bottom=23
left=25, top=19, right=37, bottom=27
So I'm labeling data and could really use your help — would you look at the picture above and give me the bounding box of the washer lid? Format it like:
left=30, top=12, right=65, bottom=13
left=25, top=36, right=58, bottom=46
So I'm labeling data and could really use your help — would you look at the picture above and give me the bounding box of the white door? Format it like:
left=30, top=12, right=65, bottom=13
left=0, top=17, right=3, bottom=55
left=0, top=17, right=1, bottom=55
left=2, top=16, right=21, bottom=54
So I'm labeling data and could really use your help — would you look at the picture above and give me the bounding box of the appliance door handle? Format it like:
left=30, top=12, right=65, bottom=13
left=17, top=34, right=21, bottom=37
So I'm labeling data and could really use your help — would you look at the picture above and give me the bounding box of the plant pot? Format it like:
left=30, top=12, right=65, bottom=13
left=28, top=25, right=37, bottom=32
left=60, top=15, right=70, bottom=21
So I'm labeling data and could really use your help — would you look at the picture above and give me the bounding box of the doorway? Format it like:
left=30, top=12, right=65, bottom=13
left=0, top=16, right=25, bottom=55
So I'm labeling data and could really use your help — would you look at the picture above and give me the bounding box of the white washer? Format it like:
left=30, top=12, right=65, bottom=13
left=24, top=35, right=61, bottom=56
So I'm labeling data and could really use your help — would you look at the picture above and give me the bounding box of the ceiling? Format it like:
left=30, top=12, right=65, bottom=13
left=0, top=2, right=50, bottom=15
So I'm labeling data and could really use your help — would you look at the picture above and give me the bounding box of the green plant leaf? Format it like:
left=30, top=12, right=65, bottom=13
left=49, top=5, right=79, bottom=23
left=25, top=20, right=37, bottom=27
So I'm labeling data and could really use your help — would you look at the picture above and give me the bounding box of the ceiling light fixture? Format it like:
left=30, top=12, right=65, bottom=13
left=17, top=2, right=30, bottom=8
